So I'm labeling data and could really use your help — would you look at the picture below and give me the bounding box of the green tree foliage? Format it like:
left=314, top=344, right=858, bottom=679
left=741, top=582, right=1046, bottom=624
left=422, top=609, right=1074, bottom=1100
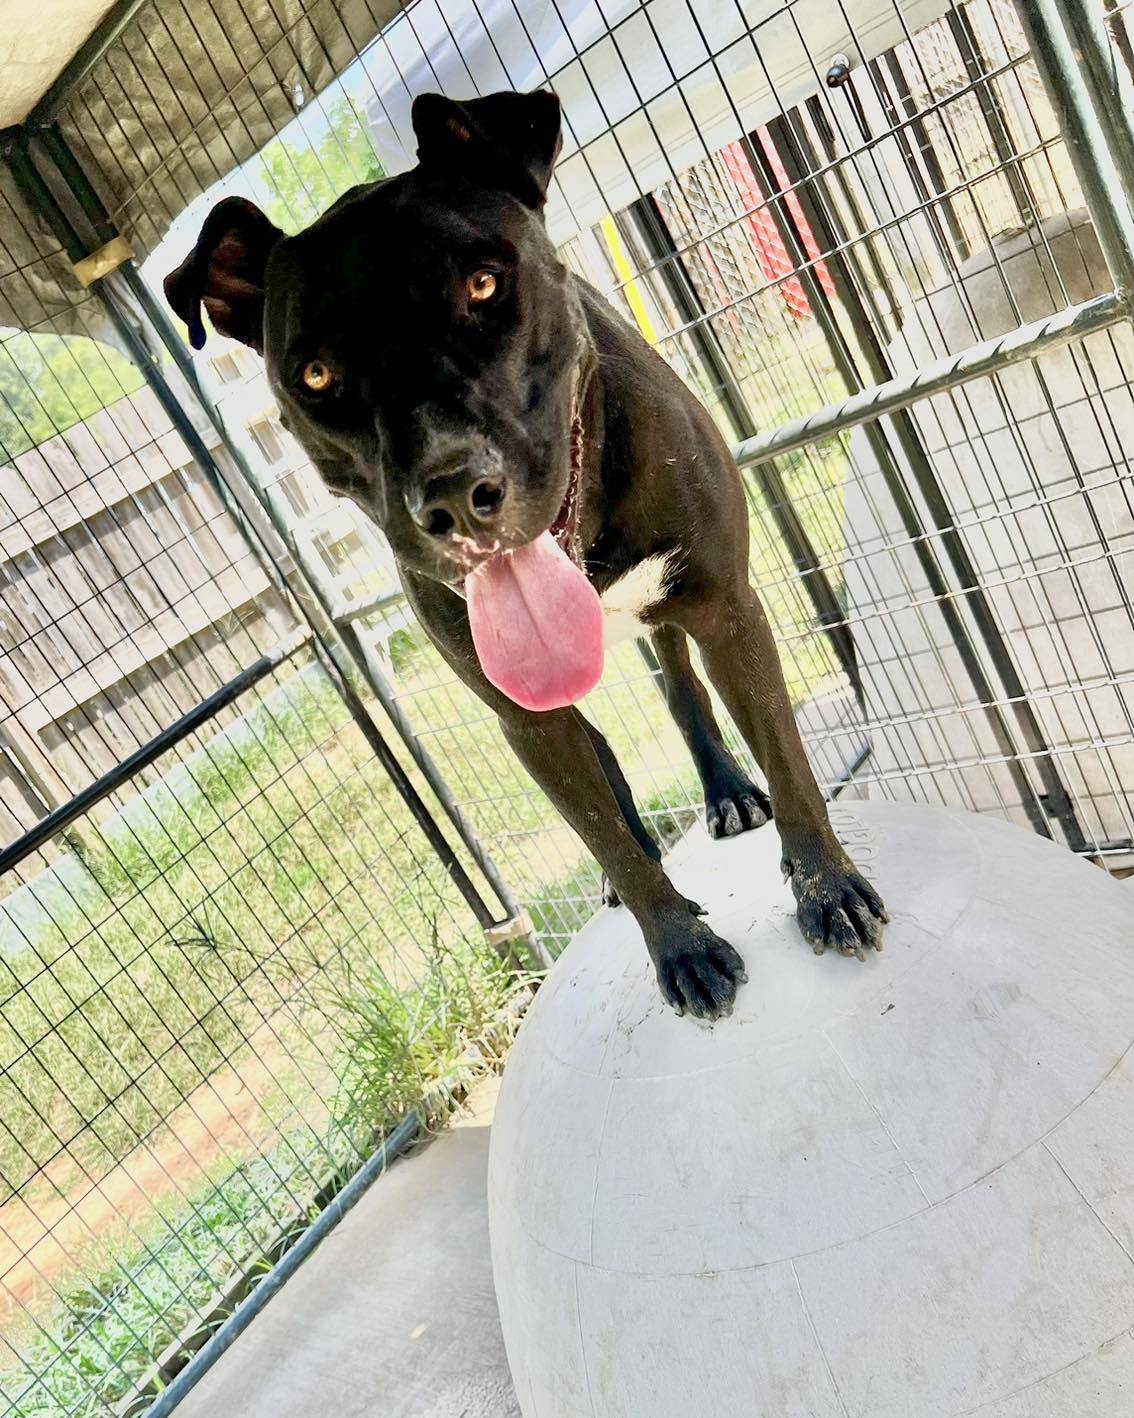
left=0, top=331, right=144, bottom=462
left=255, top=94, right=385, bottom=234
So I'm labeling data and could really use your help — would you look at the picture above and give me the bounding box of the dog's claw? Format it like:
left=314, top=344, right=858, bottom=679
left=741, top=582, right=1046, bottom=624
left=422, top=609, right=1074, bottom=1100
left=653, top=914, right=747, bottom=1022
left=786, top=852, right=887, bottom=959
left=605, top=883, right=706, bottom=920
left=705, top=772, right=771, bottom=840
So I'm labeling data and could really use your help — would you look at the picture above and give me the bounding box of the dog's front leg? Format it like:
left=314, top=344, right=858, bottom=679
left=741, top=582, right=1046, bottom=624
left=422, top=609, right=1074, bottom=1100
left=651, top=625, right=771, bottom=839
left=691, top=586, right=888, bottom=959
left=501, top=709, right=745, bottom=1016
left=405, top=576, right=746, bottom=1019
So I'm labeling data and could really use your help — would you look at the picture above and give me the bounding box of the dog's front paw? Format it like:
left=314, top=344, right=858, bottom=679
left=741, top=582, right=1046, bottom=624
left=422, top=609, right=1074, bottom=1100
left=705, top=769, right=771, bottom=839
left=784, top=850, right=888, bottom=960
left=648, top=911, right=747, bottom=1021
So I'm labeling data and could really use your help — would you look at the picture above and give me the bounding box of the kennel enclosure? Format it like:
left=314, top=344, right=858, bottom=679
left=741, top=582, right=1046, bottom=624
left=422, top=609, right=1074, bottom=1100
left=1, top=0, right=1134, bottom=1413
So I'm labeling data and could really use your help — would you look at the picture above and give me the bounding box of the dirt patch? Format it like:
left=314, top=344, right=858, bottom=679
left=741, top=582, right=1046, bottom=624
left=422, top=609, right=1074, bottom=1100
left=0, top=1022, right=335, bottom=1331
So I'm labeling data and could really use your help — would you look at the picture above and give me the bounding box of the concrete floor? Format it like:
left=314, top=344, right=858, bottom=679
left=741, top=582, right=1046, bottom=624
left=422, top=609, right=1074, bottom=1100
left=175, top=1079, right=519, bottom=1418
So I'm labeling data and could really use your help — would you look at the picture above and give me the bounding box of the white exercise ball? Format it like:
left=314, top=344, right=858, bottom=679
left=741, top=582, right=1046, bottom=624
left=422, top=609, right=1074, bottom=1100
left=489, top=801, right=1134, bottom=1417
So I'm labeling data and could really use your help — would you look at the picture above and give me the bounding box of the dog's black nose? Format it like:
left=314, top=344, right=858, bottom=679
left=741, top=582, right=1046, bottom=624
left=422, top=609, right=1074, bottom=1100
left=409, top=466, right=509, bottom=540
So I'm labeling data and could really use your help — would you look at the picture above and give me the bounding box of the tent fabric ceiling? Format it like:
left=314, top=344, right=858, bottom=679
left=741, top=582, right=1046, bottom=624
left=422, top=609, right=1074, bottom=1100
left=55, top=0, right=407, bottom=254
left=0, top=0, right=117, bottom=128
left=3, top=0, right=952, bottom=348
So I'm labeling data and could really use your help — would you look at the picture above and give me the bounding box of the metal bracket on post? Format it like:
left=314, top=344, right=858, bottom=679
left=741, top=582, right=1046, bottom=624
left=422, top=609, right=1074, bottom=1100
left=485, top=912, right=551, bottom=973
left=71, top=233, right=132, bottom=286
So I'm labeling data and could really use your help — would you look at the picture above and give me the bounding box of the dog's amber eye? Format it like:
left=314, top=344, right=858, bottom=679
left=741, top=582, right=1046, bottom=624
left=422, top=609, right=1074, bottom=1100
left=301, top=359, right=335, bottom=392
left=467, top=270, right=497, bottom=304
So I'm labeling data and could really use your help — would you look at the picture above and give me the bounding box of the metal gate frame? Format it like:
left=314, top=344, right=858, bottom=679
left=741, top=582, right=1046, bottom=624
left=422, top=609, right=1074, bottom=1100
left=2, top=74, right=545, bottom=1409
left=723, top=0, right=1134, bottom=855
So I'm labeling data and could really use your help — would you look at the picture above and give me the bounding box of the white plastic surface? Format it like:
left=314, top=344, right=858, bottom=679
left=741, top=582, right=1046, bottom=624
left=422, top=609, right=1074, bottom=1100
left=489, top=801, right=1134, bottom=1417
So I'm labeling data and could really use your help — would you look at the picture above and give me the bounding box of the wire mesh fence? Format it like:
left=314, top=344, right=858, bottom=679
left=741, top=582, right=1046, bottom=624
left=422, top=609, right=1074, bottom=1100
left=0, top=128, right=525, bottom=1414
left=0, top=641, right=520, bottom=1417
left=2, top=0, right=1134, bottom=1412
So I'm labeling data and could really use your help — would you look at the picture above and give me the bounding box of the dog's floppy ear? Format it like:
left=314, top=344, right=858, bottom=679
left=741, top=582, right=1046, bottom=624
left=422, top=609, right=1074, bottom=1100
left=164, top=197, right=283, bottom=352
left=412, top=90, right=563, bottom=209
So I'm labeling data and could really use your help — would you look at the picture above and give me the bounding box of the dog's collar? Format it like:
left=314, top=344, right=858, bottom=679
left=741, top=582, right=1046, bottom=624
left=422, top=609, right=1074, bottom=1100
left=548, top=371, right=587, bottom=566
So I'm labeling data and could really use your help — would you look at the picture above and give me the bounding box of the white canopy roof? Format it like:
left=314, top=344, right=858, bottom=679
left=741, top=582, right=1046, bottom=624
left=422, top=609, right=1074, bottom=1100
left=357, top=0, right=954, bottom=245
left=0, top=0, right=117, bottom=127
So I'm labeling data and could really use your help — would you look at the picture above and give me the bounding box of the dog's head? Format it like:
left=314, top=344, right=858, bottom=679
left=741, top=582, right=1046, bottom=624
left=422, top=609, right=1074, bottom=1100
left=165, top=90, right=589, bottom=585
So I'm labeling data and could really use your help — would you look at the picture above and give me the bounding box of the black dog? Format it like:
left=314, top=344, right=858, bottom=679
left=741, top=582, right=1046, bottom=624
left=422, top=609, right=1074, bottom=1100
left=166, top=89, right=886, bottom=1021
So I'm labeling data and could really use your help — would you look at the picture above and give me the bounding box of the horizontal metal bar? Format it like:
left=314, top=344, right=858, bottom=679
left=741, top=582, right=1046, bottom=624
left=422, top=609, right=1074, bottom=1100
left=730, top=290, right=1129, bottom=469
left=0, top=627, right=312, bottom=876
left=332, top=587, right=407, bottom=626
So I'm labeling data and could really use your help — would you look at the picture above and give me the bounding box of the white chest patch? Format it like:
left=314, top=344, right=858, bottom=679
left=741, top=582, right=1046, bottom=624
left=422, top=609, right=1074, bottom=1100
left=599, top=551, right=679, bottom=647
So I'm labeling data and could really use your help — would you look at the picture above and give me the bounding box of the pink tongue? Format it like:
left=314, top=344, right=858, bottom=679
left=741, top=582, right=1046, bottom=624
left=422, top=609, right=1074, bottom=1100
left=466, top=532, right=604, bottom=711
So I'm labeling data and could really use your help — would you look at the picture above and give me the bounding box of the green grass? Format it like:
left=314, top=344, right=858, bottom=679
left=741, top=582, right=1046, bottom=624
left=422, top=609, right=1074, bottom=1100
left=0, top=663, right=492, bottom=1192
left=0, top=656, right=616, bottom=1418
left=0, top=660, right=504, bottom=1409
left=2, top=931, right=527, bottom=1418
left=6, top=1138, right=337, bottom=1418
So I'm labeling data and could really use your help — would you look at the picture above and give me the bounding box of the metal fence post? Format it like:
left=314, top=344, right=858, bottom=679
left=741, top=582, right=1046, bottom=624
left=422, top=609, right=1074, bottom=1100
left=762, top=110, right=1075, bottom=843
left=1019, top=0, right=1134, bottom=300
